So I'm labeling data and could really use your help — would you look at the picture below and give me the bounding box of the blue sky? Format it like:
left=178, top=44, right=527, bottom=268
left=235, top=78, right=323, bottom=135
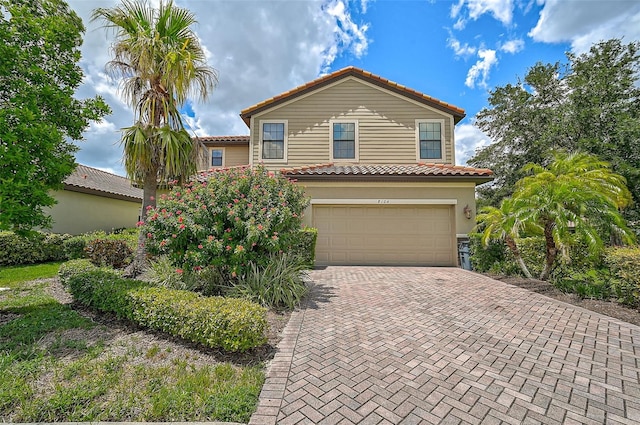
left=66, top=0, right=640, bottom=176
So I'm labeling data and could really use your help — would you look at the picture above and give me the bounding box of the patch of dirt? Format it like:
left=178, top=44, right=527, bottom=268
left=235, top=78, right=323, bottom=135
left=491, top=275, right=640, bottom=327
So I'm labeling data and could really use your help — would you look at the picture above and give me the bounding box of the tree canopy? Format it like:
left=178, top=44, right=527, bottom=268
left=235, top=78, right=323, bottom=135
left=476, top=152, right=635, bottom=280
left=0, top=0, right=110, bottom=233
left=469, top=39, right=640, bottom=229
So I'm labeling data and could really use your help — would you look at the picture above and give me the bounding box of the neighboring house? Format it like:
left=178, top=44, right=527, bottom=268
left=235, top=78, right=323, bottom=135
left=48, top=164, right=142, bottom=235
left=200, top=66, right=493, bottom=266
left=196, top=135, right=250, bottom=171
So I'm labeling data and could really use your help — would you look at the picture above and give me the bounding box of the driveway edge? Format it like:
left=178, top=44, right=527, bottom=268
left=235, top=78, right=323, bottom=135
left=249, top=306, right=306, bottom=425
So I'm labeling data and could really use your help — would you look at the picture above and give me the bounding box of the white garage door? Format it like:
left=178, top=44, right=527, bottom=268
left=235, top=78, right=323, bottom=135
left=313, top=204, right=456, bottom=266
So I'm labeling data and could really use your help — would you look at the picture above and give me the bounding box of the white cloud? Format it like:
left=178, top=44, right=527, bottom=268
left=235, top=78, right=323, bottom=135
left=529, top=0, right=640, bottom=53
left=67, top=0, right=371, bottom=176
left=465, top=49, right=497, bottom=88
left=448, top=36, right=477, bottom=57
left=454, top=124, right=492, bottom=165
left=450, top=0, right=514, bottom=29
left=499, top=38, right=524, bottom=54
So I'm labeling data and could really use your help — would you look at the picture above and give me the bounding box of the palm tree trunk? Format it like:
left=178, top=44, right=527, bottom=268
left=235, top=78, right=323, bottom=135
left=504, top=236, right=532, bottom=278
left=126, top=168, right=158, bottom=277
left=539, top=221, right=557, bottom=281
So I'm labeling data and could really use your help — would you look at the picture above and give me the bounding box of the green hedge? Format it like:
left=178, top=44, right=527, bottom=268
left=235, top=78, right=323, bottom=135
left=604, top=246, right=640, bottom=307
left=59, top=260, right=268, bottom=352
left=291, top=228, right=317, bottom=268
left=0, top=231, right=71, bottom=266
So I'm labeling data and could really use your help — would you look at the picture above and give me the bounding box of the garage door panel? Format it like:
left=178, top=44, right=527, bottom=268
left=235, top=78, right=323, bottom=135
left=313, top=205, right=456, bottom=266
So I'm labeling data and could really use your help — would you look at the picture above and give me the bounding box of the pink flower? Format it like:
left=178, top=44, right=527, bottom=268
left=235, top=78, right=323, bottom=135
left=160, top=240, right=166, bottom=247
left=226, top=245, right=232, bottom=251
left=257, top=224, right=263, bottom=230
left=236, top=245, right=244, bottom=252
left=198, top=244, right=203, bottom=249
left=208, top=235, right=214, bottom=241
left=252, top=242, right=257, bottom=247
left=179, top=224, right=186, bottom=230
left=178, top=216, right=183, bottom=223
left=150, top=196, right=155, bottom=201
left=146, top=232, right=152, bottom=238
left=146, top=205, right=153, bottom=210
left=172, top=234, right=177, bottom=238
left=136, top=221, right=144, bottom=227
left=176, top=269, right=183, bottom=274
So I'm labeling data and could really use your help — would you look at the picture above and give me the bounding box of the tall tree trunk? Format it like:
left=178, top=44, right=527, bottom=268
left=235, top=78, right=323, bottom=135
left=539, top=220, right=557, bottom=281
left=125, top=167, right=158, bottom=277
left=505, top=236, right=532, bottom=278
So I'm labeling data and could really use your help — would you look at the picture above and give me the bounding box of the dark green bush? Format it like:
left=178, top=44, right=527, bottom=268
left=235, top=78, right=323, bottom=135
left=0, top=231, right=71, bottom=266
left=60, top=264, right=268, bottom=352
left=553, top=268, right=615, bottom=300
left=604, top=246, right=640, bottom=307
left=468, top=233, right=518, bottom=275
left=62, top=235, right=88, bottom=260
left=85, top=239, right=133, bottom=269
left=288, top=228, right=318, bottom=268
left=228, top=253, right=309, bottom=310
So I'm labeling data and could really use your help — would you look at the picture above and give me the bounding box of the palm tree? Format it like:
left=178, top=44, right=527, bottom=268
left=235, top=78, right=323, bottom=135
left=92, top=0, right=217, bottom=274
left=476, top=198, right=534, bottom=278
left=514, top=152, right=635, bottom=280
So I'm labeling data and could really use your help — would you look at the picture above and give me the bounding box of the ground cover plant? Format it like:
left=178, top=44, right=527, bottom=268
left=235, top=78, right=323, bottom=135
left=0, top=262, right=266, bottom=422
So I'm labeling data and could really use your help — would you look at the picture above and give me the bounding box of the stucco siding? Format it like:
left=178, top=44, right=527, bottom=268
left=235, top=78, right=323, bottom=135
left=299, top=182, right=477, bottom=236
left=251, top=78, right=455, bottom=168
left=48, top=190, right=141, bottom=235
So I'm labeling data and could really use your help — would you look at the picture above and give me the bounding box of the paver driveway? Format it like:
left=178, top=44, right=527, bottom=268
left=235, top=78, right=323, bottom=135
left=249, top=267, right=640, bottom=424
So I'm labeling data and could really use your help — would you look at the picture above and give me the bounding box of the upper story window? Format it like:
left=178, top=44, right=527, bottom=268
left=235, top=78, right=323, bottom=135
left=211, top=148, right=223, bottom=167
left=330, top=120, right=358, bottom=161
left=416, top=120, right=444, bottom=160
left=261, top=121, right=287, bottom=161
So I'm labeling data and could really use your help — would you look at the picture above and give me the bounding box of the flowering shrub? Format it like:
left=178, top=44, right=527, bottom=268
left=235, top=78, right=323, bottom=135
left=142, top=166, right=309, bottom=280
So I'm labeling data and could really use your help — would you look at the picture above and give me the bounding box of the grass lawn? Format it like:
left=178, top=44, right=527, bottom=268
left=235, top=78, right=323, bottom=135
left=0, top=262, right=265, bottom=422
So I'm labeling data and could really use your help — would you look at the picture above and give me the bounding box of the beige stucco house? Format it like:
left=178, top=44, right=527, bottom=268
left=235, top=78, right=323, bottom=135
left=200, top=67, right=492, bottom=266
left=48, top=164, right=142, bottom=235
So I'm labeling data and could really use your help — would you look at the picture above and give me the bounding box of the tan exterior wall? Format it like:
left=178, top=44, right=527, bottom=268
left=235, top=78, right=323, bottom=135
left=298, top=181, right=478, bottom=236
left=48, top=190, right=141, bottom=235
left=250, top=77, right=455, bottom=169
left=199, top=145, right=250, bottom=170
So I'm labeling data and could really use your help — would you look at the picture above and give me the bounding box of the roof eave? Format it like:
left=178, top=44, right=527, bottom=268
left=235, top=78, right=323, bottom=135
left=283, top=174, right=494, bottom=185
left=63, top=184, right=143, bottom=202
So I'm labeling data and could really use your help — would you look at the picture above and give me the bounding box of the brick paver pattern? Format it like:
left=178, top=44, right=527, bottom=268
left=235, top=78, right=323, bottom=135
left=249, top=267, right=640, bottom=424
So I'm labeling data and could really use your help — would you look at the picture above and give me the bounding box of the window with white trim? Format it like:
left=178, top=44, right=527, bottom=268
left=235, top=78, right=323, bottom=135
left=261, top=121, right=286, bottom=160
left=211, top=148, right=223, bottom=167
left=416, top=120, right=444, bottom=160
left=330, top=120, right=358, bottom=161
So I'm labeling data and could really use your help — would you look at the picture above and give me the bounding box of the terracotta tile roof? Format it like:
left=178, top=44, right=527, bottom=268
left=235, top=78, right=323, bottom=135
left=240, top=66, right=466, bottom=126
left=193, top=165, right=250, bottom=183
left=280, top=163, right=494, bottom=181
left=64, top=164, right=142, bottom=202
left=195, top=135, right=249, bottom=145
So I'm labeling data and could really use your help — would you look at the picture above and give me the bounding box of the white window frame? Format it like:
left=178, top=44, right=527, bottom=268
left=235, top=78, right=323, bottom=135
left=330, top=119, right=359, bottom=162
left=210, top=147, right=225, bottom=168
left=415, top=119, right=445, bottom=162
left=259, top=120, right=288, bottom=163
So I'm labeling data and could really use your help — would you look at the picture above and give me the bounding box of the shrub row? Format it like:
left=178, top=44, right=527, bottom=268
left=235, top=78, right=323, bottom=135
left=0, top=231, right=71, bottom=266
left=0, top=230, right=138, bottom=267
left=59, top=260, right=268, bottom=352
